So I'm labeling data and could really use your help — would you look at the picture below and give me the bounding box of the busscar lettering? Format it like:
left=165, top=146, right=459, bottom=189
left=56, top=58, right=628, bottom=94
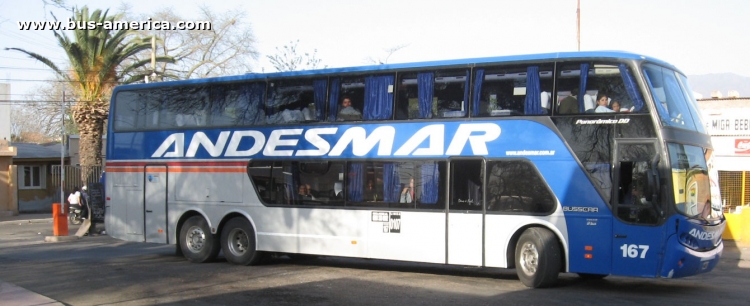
left=152, top=123, right=502, bottom=158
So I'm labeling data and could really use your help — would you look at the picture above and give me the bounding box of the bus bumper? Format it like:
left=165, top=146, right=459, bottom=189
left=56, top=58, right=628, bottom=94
left=660, top=236, right=723, bottom=278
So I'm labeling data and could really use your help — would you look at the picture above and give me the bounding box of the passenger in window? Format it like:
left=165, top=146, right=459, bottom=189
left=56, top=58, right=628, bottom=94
left=558, top=87, right=579, bottom=114
left=298, top=185, right=315, bottom=200
left=337, top=96, right=362, bottom=121
left=594, top=93, right=615, bottom=113
left=400, top=177, right=415, bottom=203
left=363, top=180, right=382, bottom=201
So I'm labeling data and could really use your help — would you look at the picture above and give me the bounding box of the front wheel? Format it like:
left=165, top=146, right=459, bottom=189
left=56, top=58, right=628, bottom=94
left=221, top=217, right=263, bottom=265
left=69, top=213, right=82, bottom=225
left=515, top=227, right=561, bottom=288
left=179, top=216, right=220, bottom=263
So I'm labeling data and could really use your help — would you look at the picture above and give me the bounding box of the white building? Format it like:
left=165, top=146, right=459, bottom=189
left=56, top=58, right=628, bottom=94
left=0, top=83, right=10, bottom=141
left=698, top=97, right=750, bottom=211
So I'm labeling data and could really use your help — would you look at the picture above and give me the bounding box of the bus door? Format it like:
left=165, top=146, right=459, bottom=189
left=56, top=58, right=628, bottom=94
left=144, top=165, right=168, bottom=244
left=611, top=140, right=665, bottom=277
left=447, top=159, right=485, bottom=266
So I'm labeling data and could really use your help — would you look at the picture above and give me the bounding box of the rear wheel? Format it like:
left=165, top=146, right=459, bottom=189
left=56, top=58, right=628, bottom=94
left=221, top=217, right=262, bottom=265
left=179, top=216, right=219, bottom=263
left=515, top=227, right=561, bottom=288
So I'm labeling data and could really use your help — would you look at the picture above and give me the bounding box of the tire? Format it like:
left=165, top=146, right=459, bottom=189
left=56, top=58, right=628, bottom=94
left=179, top=216, right=220, bottom=263
left=577, top=273, right=608, bottom=280
left=69, top=213, right=82, bottom=225
left=515, top=227, right=561, bottom=288
left=221, top=217, right=262, bottom=266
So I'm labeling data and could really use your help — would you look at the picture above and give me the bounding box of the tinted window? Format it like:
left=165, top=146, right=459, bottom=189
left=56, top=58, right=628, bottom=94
left=266, top=79, right=317, bottom=124
left=486, top=160, right=556, bottom=214
left=643, top=64, right=698, bottom=131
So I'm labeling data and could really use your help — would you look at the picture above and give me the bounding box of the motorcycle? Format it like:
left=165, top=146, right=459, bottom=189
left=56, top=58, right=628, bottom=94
left=69, top=205, right=85, bottom=225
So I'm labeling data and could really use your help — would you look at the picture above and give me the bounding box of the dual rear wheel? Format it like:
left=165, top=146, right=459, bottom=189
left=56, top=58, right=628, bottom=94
left=178, top=216, right=262, bottom=265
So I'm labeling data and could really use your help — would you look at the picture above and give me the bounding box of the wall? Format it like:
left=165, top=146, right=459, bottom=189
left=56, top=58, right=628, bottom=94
left=16, top=161, right=57, bottom=213
left=723, top=208, right=750, bottom=247
left=0, top=140, right=17, bottom=215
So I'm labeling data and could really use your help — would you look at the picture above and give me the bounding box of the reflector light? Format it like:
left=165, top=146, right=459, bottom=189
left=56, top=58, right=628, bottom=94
left=351, top=241, right=357, bottom=244
left=584, top=254, right=593, bottom=259
left=158, top=229, right=163, bottom=233
left=585, top=246, right=593, bottom=251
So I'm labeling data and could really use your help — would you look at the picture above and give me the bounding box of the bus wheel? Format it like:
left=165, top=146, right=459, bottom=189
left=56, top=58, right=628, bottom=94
left=179, top=216, right=219, bottom=263
left=221, top=217, right=262, bottom=266
left=515, top=227, right=561, bottom=288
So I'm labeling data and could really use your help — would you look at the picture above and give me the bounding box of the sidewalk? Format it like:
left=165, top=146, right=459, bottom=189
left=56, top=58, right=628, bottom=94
left=0, top=281, right=63, bottom=306
left=0, top=213, right=53, bottom=225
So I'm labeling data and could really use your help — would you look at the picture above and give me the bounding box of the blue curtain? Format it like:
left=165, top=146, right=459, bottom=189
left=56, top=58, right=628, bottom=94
left=472, top=69, right=485, bottom=116
left=618, top=64, right=645, bottom=112
left=643, top=72, right=670, bottom=120
left=328, top=78, right=340, bottom=121
left=348, top=163, right=363, bottom=202
left=313, top=79, right=328, bottom=121
left=578, top=63, right=589, bottom=113
left=524, top=66, right=541, bottom=115
left=383, top=163, right=400, bottom=202
left=421, top=163, right=439, bottom=204
left=364, top=75, right=394, bottom=120
left=418, top=72, right=434, bottom=118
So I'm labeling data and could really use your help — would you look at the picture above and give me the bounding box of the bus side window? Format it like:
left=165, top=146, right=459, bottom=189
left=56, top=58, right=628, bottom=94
left=486, top=160, right=555, bottom=213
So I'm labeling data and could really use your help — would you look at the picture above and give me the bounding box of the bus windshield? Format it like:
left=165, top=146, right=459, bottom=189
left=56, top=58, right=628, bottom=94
left=643, top=64, right=706, bottom=132
left=668, top=143, right=722, bottom=222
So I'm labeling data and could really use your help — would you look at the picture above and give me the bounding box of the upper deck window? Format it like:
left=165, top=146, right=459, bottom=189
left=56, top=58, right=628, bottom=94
left=472, top=64, right=553, bottom=117
left=555, top=62, right=646, bottom=115
left=643, top=64, right=704, bottom=132
left=266, top=78, right=325, bottom=124
left=328, top=74, right=394, bottom=121
left=396, top=69, right=469, bottom=119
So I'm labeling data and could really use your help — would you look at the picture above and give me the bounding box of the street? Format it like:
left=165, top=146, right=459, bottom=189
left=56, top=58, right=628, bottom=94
left=1, top=220, right=749, bottom=305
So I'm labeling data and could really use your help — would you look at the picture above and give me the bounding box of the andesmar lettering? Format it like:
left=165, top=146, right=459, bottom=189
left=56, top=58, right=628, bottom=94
left=151, top=123, right=502, bottom=158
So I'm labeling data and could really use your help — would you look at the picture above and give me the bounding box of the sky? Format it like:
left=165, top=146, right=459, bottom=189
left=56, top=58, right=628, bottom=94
left=1, top=0, right=749, bottom=101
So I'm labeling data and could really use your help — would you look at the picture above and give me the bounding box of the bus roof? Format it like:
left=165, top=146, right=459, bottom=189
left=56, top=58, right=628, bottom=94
left=114, top=50, right=679, bottom=91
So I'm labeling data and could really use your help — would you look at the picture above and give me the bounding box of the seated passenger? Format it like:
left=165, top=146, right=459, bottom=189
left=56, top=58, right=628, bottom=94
left=558, top=87, right=579, bottom=114
left=594, top=93, right=615, bottom=113
left=337, top=96, right=362, bottom=121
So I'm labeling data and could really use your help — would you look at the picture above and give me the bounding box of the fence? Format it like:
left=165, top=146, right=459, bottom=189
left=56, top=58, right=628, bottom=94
left=719, top=170, right=750, bottom=213
left=51, top=165, right=104, bottom=193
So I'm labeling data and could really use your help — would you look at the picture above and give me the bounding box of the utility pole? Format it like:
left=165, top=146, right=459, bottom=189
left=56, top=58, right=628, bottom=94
left=577, top=0, right=581, bottom=51
left=150, top=35, right=157, bottom=82
left=59, top=87, right=65, bottom=214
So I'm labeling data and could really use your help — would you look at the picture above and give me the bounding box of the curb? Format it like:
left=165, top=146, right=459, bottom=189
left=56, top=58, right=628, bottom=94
left=0, top=218, right=53, bottom=225
left=44, top=235, right=80, bottom=242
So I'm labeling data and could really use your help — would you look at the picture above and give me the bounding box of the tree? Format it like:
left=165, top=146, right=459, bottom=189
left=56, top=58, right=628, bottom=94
left=6, top=6, right=172, bottom=180
left=267, top=40, right=326, bottom=72
left=126, top=6, right=259, bottom=80
left=10, top=80, right=79, bottom=142
left=364, top=44, right=409, bottom=65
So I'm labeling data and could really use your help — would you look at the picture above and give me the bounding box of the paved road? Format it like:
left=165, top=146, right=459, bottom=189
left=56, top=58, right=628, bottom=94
left=1, top=219, right=749, bottom=305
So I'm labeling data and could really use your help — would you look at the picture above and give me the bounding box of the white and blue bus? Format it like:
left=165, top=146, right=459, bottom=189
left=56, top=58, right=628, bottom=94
left=105, top=51, right=725, bottom=288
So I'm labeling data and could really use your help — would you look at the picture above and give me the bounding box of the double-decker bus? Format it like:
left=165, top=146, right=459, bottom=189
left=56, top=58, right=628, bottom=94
left=105, top=51, right=725, bottom=288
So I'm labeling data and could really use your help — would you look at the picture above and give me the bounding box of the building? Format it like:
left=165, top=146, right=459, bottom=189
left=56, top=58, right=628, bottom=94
left=12, top=142, right=70, bottom=213
left=698, top=97, right=750, bottom=211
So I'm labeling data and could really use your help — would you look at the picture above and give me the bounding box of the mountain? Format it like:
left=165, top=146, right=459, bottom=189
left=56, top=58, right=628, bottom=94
left=687, top=73, right=750, bottom=99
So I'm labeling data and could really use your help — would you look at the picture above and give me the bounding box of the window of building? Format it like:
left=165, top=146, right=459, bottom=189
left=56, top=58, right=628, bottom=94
left=19, top=165, right=45, bottom=189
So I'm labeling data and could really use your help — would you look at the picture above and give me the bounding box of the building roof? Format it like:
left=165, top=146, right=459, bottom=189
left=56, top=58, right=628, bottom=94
left=12, top=142, right=69, bottom=160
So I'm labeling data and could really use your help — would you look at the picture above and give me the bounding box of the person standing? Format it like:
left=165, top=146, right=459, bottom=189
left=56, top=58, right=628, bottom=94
left=80, top=185, right=90, bottom=219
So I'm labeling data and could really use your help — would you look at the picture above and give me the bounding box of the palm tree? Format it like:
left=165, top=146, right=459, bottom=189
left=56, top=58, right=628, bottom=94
left=7, top=6, right=173, bottom=183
